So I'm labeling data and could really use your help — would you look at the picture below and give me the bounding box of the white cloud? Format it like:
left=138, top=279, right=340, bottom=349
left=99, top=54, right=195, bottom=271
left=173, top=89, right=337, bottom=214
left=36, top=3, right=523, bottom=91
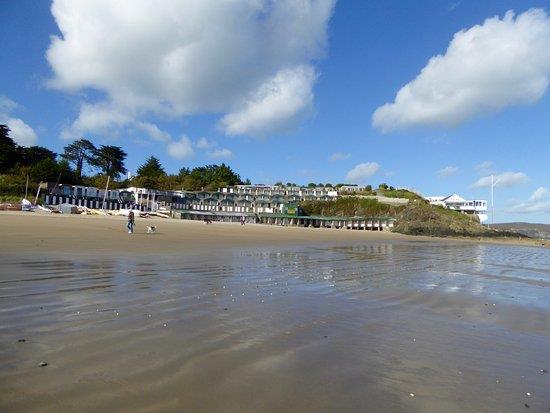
left=475, top=160, right=494, bottom=173
left=0, top=96, right=37, bottom=146
left=209, top=148, right=233, bottom=159
left=196, top=137, right=214, bottom=149
left=60, top=101, right=133, bottom=139
left=219, top=66, right=315, bottom=136
left=471, top=171, right=528, bottom=188
left=4, top=118, right=38, bottom=147
left=0, top=96, right=18, bottom=113
left=345, top=162, right=380, bottom=183
left=437, top=165, right=458, bottom=178
left=137, top=121, right=171, bottom=142
left=509, top=187, right=550, bottom=214
left=529, top=187, right=550, bottom=202
left=167, top=136, right=194, bottom=159
left=329, top=152, right=351, bottom=162
left=47, top=0, right=335, bottom=138
left=373, top=9, right=550, bottom=132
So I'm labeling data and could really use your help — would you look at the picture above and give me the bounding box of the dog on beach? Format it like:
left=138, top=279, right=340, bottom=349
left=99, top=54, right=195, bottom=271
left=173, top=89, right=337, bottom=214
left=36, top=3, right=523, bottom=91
left=146, top=225, right=157, bottom=234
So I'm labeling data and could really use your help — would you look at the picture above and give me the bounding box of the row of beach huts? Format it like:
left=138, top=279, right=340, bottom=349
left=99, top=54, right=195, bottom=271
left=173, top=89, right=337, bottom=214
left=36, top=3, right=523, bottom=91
left=38, top=183, right=396, bottom=230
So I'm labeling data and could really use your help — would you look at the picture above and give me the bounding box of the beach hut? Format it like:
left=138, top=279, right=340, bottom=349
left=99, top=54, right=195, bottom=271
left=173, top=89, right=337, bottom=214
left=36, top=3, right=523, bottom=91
left=219, top=198, right=235, bottom=212
left=201, top=197, right=218, bottom=211
left=196, top=191, right=210, bottom=200
left=235, top=198, right=252, bottom=212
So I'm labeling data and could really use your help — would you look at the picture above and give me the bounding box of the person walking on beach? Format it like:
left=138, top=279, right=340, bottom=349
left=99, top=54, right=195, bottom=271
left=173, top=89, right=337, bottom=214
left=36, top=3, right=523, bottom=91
left=127, top=210, right=135, bottom=234
left=240, top=215, right=246, bottom=226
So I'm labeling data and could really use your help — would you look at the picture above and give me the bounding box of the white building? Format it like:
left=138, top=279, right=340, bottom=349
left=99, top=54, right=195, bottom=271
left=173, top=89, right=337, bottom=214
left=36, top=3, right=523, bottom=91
left=427, top=194, right=488, bottom=223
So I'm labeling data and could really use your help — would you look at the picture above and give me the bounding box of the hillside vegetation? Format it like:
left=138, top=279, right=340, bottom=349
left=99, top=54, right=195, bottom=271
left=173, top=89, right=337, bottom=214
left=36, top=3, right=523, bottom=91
left=300, top=197, right=405, bottom=217
left=377, top=188, right=423, bottom=200
left=393, top=202, right=497, bottom=237
left=301, top=197, right=523, bottom=238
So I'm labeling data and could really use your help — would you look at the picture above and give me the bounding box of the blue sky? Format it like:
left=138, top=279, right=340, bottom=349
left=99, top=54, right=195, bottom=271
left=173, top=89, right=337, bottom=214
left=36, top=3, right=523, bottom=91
left=1, top=0, right=549, bottom=223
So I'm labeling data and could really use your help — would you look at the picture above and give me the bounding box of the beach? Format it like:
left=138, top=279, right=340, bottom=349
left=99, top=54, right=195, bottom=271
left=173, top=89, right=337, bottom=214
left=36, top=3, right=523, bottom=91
left=0, top=211, right=410, bottom=254
left=1, top=212, right=549, bottom=412
left=0, top=211, right=544, bottom=255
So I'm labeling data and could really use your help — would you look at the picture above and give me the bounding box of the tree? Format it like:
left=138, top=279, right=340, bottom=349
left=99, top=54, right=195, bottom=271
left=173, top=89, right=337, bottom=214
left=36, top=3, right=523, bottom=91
left=90, top=145, right=127, bottom=179
left=365, top=185, right=372, bottom=192
left=378, top=183, right=388, bottom=190
left=325, top=183, right=333, bottom=188
left=307, top=182, right=316, bottom=188
left=29, top=158, right=60, bottom=182
left=137, top=156, right=165, bottom=178
left=57, top=159, right=76, bottom=184
left=178, top=167, right=190, bottom=178
left=0, top=124, right=17, bottom=173
left=61, top=139, right=96, bottom=180
left=16, top=146, right=56, bottom=167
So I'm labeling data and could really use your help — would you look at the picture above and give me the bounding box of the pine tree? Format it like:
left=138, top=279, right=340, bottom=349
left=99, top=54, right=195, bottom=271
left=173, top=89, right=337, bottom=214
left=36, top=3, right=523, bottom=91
left=61, top=139, right=96, bottom=180
left=137, top=156, right=165, bottom=178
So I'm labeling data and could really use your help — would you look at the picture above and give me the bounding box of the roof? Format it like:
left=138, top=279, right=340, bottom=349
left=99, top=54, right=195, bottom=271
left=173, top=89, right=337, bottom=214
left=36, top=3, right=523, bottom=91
left=443, top=193, right=466, bottom=202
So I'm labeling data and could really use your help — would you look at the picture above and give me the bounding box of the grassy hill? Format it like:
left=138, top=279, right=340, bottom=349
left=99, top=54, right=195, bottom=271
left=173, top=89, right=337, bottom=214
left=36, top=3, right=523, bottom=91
left=393, top=202, right=495, bottom=237
left=301, top=197, right=523, bottom=238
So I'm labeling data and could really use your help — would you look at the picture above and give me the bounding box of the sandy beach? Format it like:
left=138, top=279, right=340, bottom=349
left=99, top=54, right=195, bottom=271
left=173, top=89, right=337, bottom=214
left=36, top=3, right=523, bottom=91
left=1, top=211, right=549, bottom=412
left=0, top=211, right=411, bottom=254
left=0, top=211, right=545, bottom=255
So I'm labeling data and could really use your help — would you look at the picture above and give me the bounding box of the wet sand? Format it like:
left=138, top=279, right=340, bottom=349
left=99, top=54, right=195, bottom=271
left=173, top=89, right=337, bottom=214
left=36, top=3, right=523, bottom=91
left=1, top=212, right=549, bottom=412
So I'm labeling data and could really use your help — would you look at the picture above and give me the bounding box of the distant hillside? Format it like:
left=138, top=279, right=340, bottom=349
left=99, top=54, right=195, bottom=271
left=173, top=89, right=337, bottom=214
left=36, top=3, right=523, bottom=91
left=492, top=223, right=550, bottom=240
left=393, top=202, right=501, bottom=237
left=300, top=198, right=521, bottom=238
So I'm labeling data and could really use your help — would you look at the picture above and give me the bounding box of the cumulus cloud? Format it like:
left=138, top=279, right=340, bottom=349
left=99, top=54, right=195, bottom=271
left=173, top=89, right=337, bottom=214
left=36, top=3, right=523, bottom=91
left=196, top=137, right=214, bottom=149
left=345, top=162, right=380, bottom=183
left=167, top=136, right=194, bottom=159
left=220, top=66, right=315, bottom=136
left=137, top=122, right=172, bottom=143
left=329, top=152, right=351, bottom=162
left=508, top=187, right=550, bottom=213
left=471, top=171, right=528, bottom=188
left=0, top=96, right=38, bottom=146
left=529, top=187, right=550, bottom=202
left=47, top=0, right=335, bottom=139
left=372, top=9, right=550, bottom=132
left=437, top=165, right=458, bottom=178
left=4, top=118, right=38, bottom=147
left=60, top=101, right=133, bottom=139
left=209, top=148, right=233, bottom=159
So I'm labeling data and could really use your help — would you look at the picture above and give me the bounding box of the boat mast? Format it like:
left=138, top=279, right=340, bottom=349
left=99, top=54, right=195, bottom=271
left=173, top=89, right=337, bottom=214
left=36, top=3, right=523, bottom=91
left=102, top=175, right=110, bottom=211
left=24, top=174, right=29, bottom=200
left=34, top=181, right=43, bottom=205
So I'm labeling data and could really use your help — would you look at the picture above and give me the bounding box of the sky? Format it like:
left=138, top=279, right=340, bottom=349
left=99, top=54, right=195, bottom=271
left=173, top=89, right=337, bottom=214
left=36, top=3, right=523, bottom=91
left=1, top=0, right=549, bottom=223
